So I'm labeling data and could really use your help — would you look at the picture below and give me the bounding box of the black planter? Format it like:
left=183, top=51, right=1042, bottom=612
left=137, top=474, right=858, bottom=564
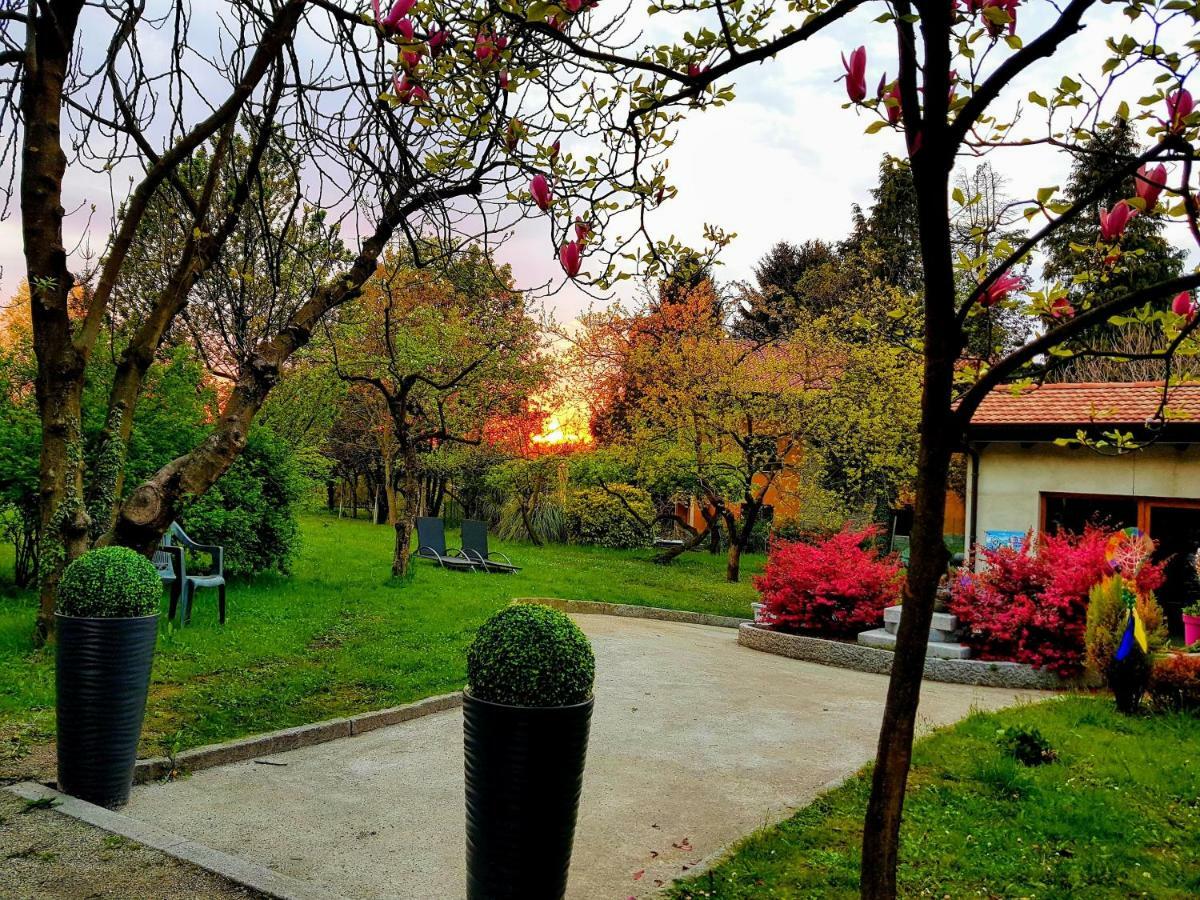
left=463, top=692, right=593, bottom=900
left=55, top=613, right=158, bottom=808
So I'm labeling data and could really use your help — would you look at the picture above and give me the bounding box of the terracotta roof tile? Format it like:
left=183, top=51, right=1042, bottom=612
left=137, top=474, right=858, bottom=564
left=968, top=381, right=1200, bottom=427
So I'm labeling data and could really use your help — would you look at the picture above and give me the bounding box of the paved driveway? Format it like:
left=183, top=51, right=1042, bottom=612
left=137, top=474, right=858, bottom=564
left=124, top=614, right=1046, bottom=899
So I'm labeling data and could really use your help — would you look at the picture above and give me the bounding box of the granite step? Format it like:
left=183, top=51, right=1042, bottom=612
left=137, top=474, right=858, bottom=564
left=857, top=628, right=972, bottom=659
left=883, top=605, right=958, bottom=632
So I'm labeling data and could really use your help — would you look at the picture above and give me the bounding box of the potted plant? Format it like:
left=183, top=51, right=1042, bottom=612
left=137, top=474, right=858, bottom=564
left=56, top=546, right=162, bottom=808
left=1183, top=601, right=1200, bottom=649
left=463, top=604, right=595, bottom=900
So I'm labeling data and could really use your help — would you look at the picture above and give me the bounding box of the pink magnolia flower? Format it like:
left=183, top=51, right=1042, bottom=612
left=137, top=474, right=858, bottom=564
left=393, top=73, right=426, bottom=105
left=564, top=0, right=584, bottom=11
left=1049, top=296, right=1074, bottom=318
left=687, top=62, right=710, bottom=78
left=885, top=81, right=902, bottom=124
left=396, top=17, right=414, bottom=40
left=408, top=84, right=429, bottom=105
left=981, top=273, right=1023, bottom=307
left=393, top=72, right=412, bottom=102
left=1099, top=200, right=1137, bottom=242
left=841, top=46, right=867, bottom=103
left=375, top=0, right=415, bottom=33
left=499, top=70, right=511, bottom=90
left=1135, top=163, right=1167, bottom=211
left=549, top=139, right=561, bottom=164
left=530, top=174, right=552, bottom=211
left=504, top=118, right=523, bottom=151
left=400, top=48, right=423, bottom=71
left=1166, top=89, right=1194, bottom=133
left=575, top=217, right=591, bottom=242
left=560, top=241, right=582, bottom=278
left=495, top=34, right=509, bottom=51
left=1173, top=291, right=1196, bottom=319
left=475, top=34, right=496, bottom=63
left=428, top=28, right=450, bottom=57
left=982, top=0, right=1018, bottom=37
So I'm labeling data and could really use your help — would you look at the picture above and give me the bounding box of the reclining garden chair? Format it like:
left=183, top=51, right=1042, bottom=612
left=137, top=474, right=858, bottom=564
left=415, top=517, right=479, bottom=572
left=461, top=520, right=520, bottom=574
left=158, top=522, right=227, bottom=625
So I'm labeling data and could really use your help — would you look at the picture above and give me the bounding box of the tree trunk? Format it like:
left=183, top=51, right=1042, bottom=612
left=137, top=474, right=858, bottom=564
left=860, top=86, right=960, bottom=894
left=708, top=514, right=721, bottom=554
left=22, top=1, right=90, bottom=644
left=391, top=451, right=419, bottom=577
left=519, top=500, right=544, bottom=547
left=721, top=508, right=744, bottom=581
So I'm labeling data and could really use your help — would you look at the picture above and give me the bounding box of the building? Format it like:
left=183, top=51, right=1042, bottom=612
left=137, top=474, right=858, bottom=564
left=963, top=381, right=1200, bottom=630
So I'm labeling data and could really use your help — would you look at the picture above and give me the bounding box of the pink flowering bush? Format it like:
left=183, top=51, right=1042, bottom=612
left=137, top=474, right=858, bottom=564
left=755, top=526, right=902, bottom=637
left=950, top=527, right=1164, bottom=678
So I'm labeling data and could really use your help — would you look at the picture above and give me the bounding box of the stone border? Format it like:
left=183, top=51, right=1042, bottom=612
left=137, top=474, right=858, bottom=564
left=738, top=623, right=1094, bottom=690
left=517, top=596, right=748, bottom=630
left=6, top=781, right=345, bottom=900
left=134, top=692, right=462, bottom=783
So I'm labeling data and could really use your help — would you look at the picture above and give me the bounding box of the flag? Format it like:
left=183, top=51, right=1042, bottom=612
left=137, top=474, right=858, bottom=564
left=1114, top=608, right=1148, bottom=662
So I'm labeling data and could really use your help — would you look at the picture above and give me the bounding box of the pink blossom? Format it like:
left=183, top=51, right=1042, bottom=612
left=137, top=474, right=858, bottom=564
left=376, top=0, right=415, bottom=33
left=981, top=273, right=1023, bottom=307
left=396, top=17, right=414, bottom=41
left=1135, top=163, right=1167, bottom=211
left=841, top=46, right=867, bottom=103
left=1173, top=291, right=1196, bottom=319
left=475, top=34, right=496, bottom=63
left=560, top=241, right=582, bottom=278
left=400, top=48, right=422, bottom=71
left=564, top=0, right=584, bottom=10
left=885, top=81, right=902, bottom=124
left=1049, top=297, right=1074, bottom=318
left=1166, top=89, right=1194, bottom=133
left=499, top=70, right=511, bottom=90
left=575, top=217, right=591, bottom=242
left=429, top=28, right=450, bottom=57
left=549, top=140, right=561, bottom=164
left=982, top=0, right=1018, bottom=37
left=495, top=34, right=509, bottom=51
left=530, top=174, right=552, bottom=211
left=1099, top=200, right=1137, bottom=242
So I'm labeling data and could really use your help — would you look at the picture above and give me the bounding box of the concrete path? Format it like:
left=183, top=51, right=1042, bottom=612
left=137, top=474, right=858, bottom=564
left=124, top=615, right=1047, bottom=899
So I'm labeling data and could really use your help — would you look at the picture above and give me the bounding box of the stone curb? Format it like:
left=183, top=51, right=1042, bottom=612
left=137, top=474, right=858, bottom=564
left=737, top=623, right=1093, bottom=691
left=517, top=597, right=749, bottom=630
left=134, top=692, right=463, bottom=783
left=6, top=781, right=346, bottom=900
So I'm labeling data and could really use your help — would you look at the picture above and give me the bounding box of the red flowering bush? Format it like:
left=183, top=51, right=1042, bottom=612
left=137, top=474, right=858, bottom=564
left=950, top=527, right=1164, bottom=678
left=755, top=525, right=902, bottom=637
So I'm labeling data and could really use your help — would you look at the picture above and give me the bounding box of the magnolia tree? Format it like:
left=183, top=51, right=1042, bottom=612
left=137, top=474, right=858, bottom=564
left=482, top=0, right=1199, bottom=895
left=0, top=0, right=653, bottom=640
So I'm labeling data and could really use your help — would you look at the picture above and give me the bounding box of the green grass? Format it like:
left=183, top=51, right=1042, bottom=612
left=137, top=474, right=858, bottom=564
left=671, top=695, right=1200, bottom=899
left=0, top=513, right=760, bottom=757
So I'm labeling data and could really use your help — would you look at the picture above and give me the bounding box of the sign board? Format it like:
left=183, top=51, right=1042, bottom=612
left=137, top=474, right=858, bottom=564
left=983, top=530, right=1027, bottom=552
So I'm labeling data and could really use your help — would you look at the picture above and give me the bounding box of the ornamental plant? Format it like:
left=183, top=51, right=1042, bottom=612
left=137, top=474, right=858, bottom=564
left=1148, top=652, right=1200, bottom=712
left=56, top=547, right=162, bottom=619
left=1085, top=574, right=1167, bottom=684
left=466, top=604, right=595, bottom=707
left=951, top=527, right=1165, bottom=678
left=754, top=526, right=902, bottom=638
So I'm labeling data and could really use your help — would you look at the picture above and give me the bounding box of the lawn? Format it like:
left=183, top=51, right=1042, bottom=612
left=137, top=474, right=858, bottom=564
left=0, top=513, right=760, bottom=759
left=671, top=695, right=1200, bottom=899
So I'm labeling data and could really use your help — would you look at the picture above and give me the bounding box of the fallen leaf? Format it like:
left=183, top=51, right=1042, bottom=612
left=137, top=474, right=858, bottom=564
left=633, top=869, right=644, bottom=881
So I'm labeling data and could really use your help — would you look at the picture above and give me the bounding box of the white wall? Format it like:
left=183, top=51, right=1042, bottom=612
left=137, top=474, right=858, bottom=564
left=968, top=442, right=1200, bottom=551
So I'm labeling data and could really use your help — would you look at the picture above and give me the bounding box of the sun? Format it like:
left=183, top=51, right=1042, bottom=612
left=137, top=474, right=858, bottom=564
left=530, top=399, right=593, bottom=448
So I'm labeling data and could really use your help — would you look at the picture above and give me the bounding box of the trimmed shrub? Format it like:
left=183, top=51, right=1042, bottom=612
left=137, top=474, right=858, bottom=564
left=754, top=525, right=902, bottom=637
left=564, top=484, right=653, bottom=549
left=951, top=527, right=1165, bottom=678
left=467, top=604, right=595, bottom=707
left=1085, top=575, right=1167, bottom=685
left=1148, top=653, right=1200, bottom=712
left=57, top=547, right=161, bottom=618
left=182, top=428, right=304, bottom=576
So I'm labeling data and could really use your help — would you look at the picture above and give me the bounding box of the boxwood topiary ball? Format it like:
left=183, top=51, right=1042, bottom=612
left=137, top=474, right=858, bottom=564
left=467, top=604, right=595, bottom=707
left=57, top=546, right=162, bottom=619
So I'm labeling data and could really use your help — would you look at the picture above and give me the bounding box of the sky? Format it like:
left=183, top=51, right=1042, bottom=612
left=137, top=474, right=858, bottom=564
left=0, top=1, right=1195, bottom=324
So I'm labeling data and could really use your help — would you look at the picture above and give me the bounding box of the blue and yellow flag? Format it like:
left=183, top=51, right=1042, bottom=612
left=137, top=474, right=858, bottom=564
left=1114, top=607, right=1149, bottom=662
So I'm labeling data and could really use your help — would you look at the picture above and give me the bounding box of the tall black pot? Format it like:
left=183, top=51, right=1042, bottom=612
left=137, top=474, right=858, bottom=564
left=463, top=692, right=593, bottom=900
left=55, top=613, right=158, bottom=808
